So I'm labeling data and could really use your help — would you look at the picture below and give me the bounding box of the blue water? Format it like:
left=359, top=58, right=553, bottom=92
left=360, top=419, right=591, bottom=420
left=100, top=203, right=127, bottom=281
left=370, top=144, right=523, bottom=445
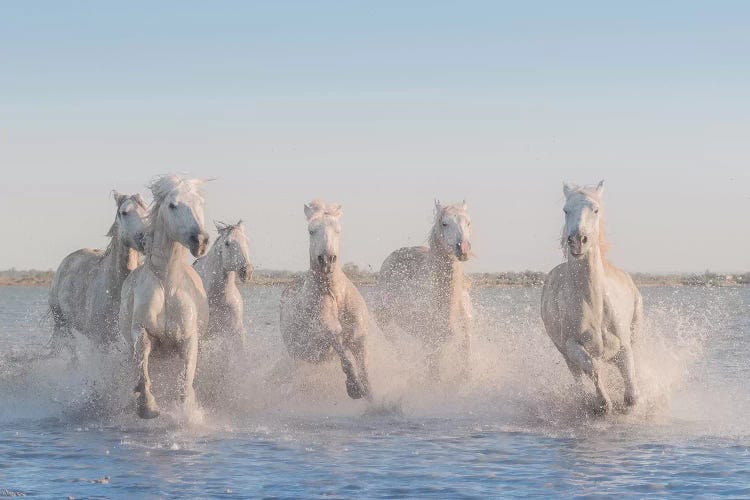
left=0, top=285, right=748, bottom=498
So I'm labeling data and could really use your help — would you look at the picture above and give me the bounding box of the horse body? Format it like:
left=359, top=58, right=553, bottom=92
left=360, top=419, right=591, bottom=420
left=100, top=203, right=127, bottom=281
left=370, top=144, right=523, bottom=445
left=375, top=201, right=473, bottom=376
left=119, top=175, right=210, bottom=419
left=194, top=221, right=252, bottom=348
left=279, top=200, right=371, bottom=400
left=48, top=192, right=147, bottom=358
left=541, top=181, right=642, bottom=413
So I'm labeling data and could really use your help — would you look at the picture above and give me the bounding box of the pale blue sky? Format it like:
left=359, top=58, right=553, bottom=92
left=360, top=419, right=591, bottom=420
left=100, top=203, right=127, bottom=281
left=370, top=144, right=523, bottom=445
left=1, top=1, right=748, bottom=272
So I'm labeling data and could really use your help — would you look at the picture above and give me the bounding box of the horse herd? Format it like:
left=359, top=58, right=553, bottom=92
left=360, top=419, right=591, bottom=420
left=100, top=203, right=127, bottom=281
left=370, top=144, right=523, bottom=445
left=44, top=175, right=641, bottom=419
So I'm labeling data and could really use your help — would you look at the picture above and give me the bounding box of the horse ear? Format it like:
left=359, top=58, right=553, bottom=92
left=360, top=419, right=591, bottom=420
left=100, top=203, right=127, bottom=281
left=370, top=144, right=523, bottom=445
left=134, top=193, right=147, bottom=208
left=434, top=199, right=442, bottom=214
left=304, top=204, right=315, bottom=220
left=112, top=190, right=126, bottom=207
left=461, top=199, right=468, bottom=210
left=596, top=180, right=605, bottom=196
left=562, top=183, right=572, bottom=197
left=329, top=204, right=343, bottom=218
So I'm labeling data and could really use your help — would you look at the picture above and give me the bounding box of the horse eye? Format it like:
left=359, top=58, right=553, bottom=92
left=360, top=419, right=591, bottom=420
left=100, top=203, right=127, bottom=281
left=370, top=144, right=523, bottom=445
left=442, top=222, right=448, bottom=227
left=120, top=211, right=128, bottom=216
left=594, top=208, right=599, bottom=214
left=169, top=202, right=177, bottom=209
left=309, top=230, right=314, bottom=235
left=224, top=241, right=230, bottom=247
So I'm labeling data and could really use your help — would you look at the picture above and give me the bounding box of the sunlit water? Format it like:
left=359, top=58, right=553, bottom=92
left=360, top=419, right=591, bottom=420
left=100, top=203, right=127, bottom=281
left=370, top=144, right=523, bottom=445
left=0, top=285, right=748, bottom=497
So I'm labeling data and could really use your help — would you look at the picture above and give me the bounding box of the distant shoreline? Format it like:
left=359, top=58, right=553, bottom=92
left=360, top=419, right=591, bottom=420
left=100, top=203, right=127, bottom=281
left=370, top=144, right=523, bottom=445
left=1, top=268, right=747, bottom=288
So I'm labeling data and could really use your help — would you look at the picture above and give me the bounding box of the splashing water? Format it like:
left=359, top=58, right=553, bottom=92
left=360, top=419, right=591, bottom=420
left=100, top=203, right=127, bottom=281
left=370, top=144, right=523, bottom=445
left=0, top=285, right=748, bottom=497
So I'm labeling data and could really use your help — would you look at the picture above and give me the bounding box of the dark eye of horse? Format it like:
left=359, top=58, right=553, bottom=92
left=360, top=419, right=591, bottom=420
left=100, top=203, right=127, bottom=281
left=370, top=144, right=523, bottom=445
left=309, top=230, right=314, bottom=235
left=224, top=241, right=230, bottom=247
left=442, top=222, right=448, bottom=227
left=594, top=208, right=599, bottom=214
left=120, top=211, right=128, bottom=216
left=169, top=202, right=177, bottom=209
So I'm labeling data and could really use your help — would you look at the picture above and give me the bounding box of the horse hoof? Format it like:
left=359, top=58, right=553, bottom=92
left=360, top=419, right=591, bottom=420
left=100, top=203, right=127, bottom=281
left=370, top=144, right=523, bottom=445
left=624, top=393, right=640, bottom=407
left=345, top=379, right=364, bottom=400
left=593, top=399, right=612, bottom=416
left=137, top=406, right=160, bottom=419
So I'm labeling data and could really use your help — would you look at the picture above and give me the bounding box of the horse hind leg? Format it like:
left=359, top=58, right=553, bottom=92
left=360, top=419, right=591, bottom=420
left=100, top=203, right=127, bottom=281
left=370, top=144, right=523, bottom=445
left=46, top=308, right=77, bottom=362
left=564, top=338, right=612, bottom=414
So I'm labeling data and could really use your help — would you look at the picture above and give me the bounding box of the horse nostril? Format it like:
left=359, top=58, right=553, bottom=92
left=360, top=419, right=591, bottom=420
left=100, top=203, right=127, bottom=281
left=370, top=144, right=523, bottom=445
left=318, top=255, right=325, bottom=265
left=331, top=255, right=337, bottom=263
left=567, top=236, right=574, bottom=244
left=581, top=236, right=588, bottom=244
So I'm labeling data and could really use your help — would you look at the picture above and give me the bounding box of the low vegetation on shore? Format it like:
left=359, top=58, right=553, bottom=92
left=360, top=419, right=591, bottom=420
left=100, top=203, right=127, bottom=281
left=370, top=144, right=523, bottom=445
left=2, top=266, right=748, bottom=288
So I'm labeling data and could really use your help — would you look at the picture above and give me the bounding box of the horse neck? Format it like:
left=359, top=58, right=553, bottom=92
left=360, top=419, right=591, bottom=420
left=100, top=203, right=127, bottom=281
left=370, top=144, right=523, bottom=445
left=201, top=248, right=235, bottom=299
left=147, top=222, right=187, bottom=283
left=103, top=235, right=140, bottom=286
left=565, top=243, right=606, bottom=316
left=427, top=248, right=465, bottom=303
left=309, top=266, right=345, bottom=295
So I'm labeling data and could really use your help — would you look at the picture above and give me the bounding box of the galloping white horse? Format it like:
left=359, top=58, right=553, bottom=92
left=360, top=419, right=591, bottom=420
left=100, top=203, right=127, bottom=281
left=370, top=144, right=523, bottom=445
left=48, top=191, right=148, bottom=359
left=119, top=175, right=210, bottom=419
left=375, top=201, right=473, bottom=378
left=541, top=181, right=642, bottom=413
left=279, top=200, right=371, bottom=400
left=194, top=221, right=252, bottom=348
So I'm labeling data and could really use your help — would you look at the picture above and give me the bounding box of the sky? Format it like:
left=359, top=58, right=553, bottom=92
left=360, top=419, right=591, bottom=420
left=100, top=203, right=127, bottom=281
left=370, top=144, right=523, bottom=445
left=1, top=1, right=748, bottom=273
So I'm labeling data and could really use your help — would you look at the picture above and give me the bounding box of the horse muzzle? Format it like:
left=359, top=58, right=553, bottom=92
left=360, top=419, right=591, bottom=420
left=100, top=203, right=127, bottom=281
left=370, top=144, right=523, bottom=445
left=456, top=241, right=472, bottom=261
left=317, top=254, right=337, bottom=274
left=189, top=232, right=210, bottom=257
left=238, top=264, right=253, bottom=283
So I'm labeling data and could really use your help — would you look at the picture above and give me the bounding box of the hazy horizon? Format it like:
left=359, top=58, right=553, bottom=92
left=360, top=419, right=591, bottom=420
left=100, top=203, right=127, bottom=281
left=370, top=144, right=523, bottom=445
left=2, top=2, right=748, bottom=273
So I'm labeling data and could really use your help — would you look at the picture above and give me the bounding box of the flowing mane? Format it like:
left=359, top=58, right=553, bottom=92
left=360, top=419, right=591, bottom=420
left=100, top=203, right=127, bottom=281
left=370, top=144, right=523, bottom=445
left=560, top=184, right=610, bottom=257
left=143, top=175, right=205, bottom=254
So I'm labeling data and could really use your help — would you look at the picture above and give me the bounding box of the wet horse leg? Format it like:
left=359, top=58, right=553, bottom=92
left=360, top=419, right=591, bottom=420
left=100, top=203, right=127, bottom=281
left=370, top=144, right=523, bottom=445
left=564, top=337, right=612, bottom=413
left=345, top=333, right=371, bottom=401
left=180, top=334, right=199, bottom=411
left=134, top=327, right=160, bottom=419
left=615, top=345, right=639, bottom=407
left=329, top=327, right=367, bottom=400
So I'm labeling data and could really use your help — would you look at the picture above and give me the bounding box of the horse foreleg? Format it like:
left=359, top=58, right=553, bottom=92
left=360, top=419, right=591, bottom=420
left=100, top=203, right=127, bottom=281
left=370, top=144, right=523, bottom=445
left=180, top=334, right=199, bottom=411
left=564, top=337, right=612, bottom=414
left=345, top=333, right=371, bottom=401
left=615, top=346, right=639, bottom=407
left=329, top=327, right=366, bottom=400
left=134, top=327, right=159, bottom=419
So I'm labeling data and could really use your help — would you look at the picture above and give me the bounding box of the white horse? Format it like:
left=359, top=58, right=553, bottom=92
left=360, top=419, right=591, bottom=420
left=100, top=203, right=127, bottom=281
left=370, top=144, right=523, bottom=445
left=374, top=201, right=473, bottom=378
left=541, top=181, right=642, bottom=413
left=279, top=200, right=371, bottom=400
left=47, top=191, right=148, bottom=360
left=193, top=221, right=252, bottom=348
left=119, top=175, right=210, bottom=419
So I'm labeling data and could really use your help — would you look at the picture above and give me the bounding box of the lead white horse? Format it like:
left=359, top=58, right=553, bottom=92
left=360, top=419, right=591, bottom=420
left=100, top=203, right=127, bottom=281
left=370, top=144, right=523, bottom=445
left=47, top=191, right=148, bottom=360
left=541, top=181, right=642, bottom=413
left=193, top=221, right=252, bottom=348
left=374, top=201, right=473, bottom=379
left=279, top=200, right=371, bottom=400
left=119, top=175, right=210, bottom=419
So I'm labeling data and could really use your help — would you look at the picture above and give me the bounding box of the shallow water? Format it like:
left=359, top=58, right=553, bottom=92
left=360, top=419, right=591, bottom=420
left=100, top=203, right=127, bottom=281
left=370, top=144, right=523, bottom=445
left=0, top=285, right=748, bottom=498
